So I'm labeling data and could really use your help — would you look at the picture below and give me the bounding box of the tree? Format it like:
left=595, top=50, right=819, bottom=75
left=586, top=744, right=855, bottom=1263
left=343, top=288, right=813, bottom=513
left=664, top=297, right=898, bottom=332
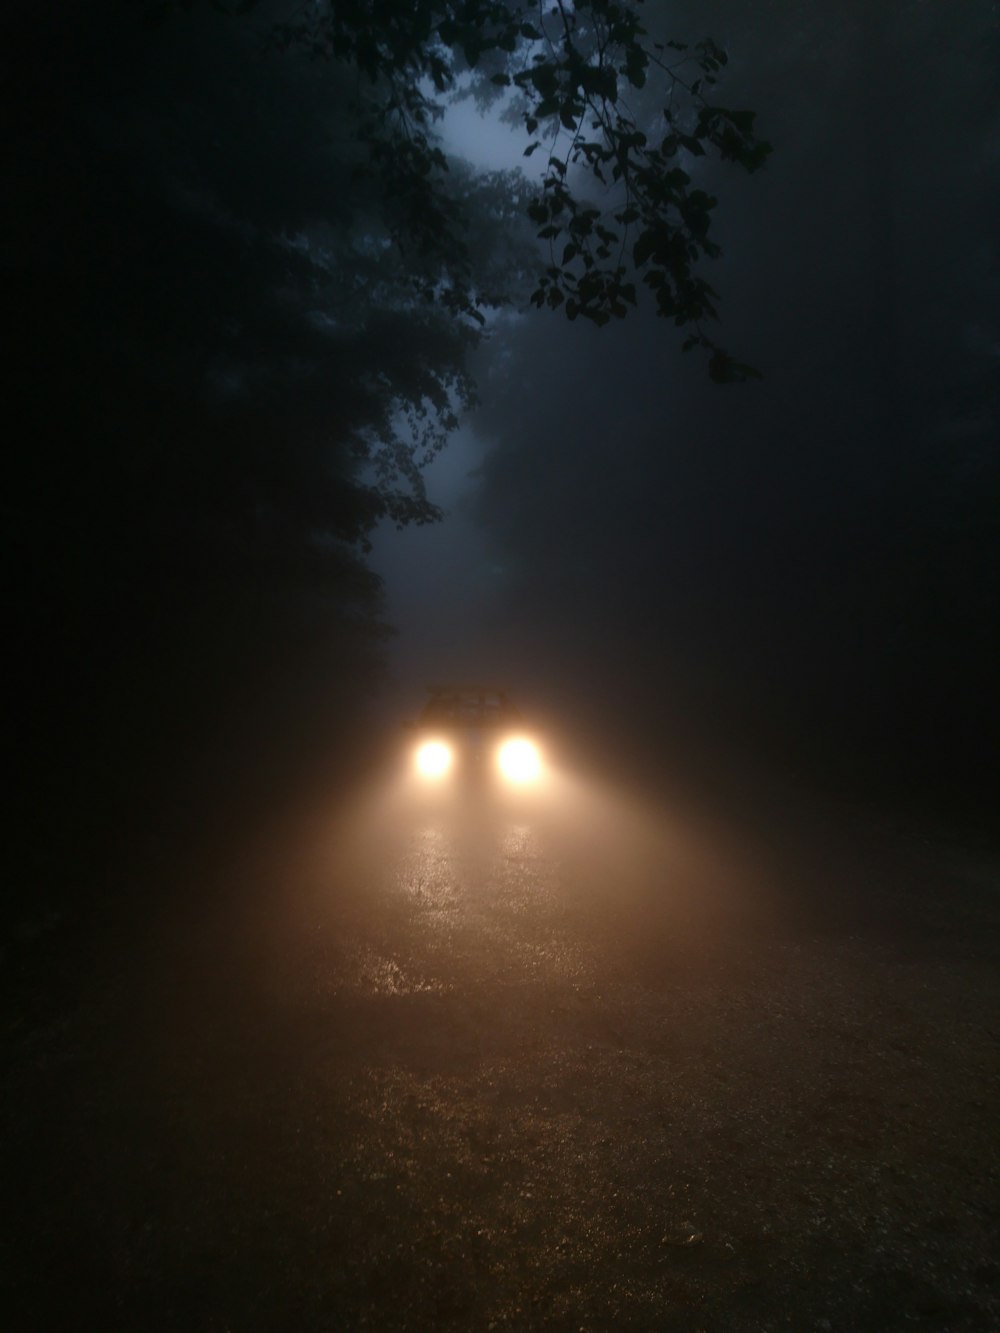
left=4, top=2, right=540, bottom=848
left=159, top=0, right=772, bottom=380
left=4, top=0, right=770, bottom=871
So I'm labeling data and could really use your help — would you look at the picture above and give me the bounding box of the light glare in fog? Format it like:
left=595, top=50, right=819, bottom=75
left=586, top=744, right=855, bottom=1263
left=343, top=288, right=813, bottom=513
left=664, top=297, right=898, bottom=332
left=498, top=737, right=542, bottom=783
left=416, top=739, right=452, bottom=777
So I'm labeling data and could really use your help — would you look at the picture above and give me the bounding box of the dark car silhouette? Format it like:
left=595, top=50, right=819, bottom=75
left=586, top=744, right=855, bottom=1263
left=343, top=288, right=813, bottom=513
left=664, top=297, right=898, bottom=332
left=409, top=684, right=542, bottom=783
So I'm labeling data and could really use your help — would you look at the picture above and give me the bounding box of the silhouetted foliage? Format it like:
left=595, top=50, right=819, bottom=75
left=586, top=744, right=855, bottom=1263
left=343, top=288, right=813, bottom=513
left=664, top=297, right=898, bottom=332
left=157, top=0, right=771, bottom=377
left=4, top=3, right=539, bottom=862
left=8, top=0, right=769, bottom=824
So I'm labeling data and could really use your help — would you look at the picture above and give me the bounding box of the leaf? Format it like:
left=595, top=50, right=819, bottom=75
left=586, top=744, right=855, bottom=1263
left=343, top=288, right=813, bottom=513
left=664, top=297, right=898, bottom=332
left=625, top=48, right=648, bottom=89
left=726, top=108, right=756, bottom=132
left=633, top=229, right=658, bottom=267
left=524, top=142, right=541, bottom=157
left=708, top=349, right=760, bottom=383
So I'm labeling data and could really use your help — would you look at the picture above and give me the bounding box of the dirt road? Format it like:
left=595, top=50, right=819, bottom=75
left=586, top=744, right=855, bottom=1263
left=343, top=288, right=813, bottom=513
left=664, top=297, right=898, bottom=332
left=6, top=765, right=1000, bottom=1330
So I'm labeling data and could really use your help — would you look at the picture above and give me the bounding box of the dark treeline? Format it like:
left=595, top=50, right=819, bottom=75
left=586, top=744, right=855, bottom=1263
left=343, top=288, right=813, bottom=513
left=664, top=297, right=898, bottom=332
left=5, top=3, right=497, bottom=886
left=7, top=9, right=374, bottom=880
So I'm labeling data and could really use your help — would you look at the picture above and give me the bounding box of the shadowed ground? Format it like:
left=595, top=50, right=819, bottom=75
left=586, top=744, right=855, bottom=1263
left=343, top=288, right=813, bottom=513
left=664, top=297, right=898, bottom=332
left=5, top=763, right=999, bottom=1330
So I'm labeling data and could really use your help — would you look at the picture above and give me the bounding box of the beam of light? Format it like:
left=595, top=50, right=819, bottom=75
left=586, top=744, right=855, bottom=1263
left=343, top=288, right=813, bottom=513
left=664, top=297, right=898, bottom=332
left=415, top=739, right=453, bottom=778
left=497, top=737, right=542, bottom=783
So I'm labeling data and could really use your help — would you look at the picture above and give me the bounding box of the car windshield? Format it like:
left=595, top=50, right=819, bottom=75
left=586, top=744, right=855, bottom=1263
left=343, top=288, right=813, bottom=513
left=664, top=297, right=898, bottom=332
left=419, top=688, right=522, bottom=727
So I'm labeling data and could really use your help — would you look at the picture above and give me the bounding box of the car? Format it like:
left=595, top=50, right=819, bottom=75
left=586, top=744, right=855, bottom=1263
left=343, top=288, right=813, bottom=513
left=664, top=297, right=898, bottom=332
left=408, top=684, right=543, bottom=785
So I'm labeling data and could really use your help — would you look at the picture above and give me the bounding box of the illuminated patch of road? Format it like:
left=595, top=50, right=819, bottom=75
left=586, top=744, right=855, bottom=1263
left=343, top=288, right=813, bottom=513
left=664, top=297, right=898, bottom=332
left=139, top=765, right=1000, bottom=1330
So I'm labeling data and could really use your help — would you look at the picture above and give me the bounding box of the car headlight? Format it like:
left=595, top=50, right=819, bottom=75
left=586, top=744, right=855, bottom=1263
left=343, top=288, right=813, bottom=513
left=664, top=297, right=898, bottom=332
left=415, top=739, right=453, bottom=778
left=497, top=737, right=542, bottom=783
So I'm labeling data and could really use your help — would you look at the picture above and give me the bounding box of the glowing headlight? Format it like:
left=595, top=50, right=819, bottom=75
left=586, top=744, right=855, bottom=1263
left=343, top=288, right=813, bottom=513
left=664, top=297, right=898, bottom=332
left=497, top=737, right=542, bottom=783
left=415, top=739, right=453, bottom=778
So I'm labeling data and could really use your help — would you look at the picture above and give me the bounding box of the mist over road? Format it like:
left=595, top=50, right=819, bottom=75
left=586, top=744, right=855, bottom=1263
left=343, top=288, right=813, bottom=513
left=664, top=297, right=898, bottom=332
left=7, top=764, right=999, bottom=1330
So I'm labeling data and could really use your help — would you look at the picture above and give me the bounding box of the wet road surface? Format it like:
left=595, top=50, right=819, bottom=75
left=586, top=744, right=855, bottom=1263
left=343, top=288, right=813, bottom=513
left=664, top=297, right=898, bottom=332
left=6, top=764, right=1000, bottom=1329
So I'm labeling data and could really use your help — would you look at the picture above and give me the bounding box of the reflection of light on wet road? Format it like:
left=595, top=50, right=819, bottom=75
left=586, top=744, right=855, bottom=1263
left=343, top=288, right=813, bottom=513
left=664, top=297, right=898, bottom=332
left=142, top=753, right=1000, bottom=1333
left=353, top=947, right=440, bottom=996
left=306, top=757, right=754, bottom=1008
left=394, top=823, right=458, bottom=910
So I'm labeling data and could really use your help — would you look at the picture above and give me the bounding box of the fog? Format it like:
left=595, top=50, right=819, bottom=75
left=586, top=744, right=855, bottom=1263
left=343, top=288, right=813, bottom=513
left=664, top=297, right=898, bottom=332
left=373, top=0, right=999, bottom=818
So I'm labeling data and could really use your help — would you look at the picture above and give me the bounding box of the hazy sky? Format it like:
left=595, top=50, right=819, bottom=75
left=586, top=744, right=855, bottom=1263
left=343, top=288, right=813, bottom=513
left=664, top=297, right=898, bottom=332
left=369, top=423, right=497, bottom=702
left=368, top=94, right=536, bottom=703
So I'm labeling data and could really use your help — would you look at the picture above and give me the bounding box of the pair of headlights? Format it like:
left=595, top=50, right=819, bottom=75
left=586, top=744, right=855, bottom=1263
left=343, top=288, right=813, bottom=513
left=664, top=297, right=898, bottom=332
left=415, top=737, right=542, bottom=783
